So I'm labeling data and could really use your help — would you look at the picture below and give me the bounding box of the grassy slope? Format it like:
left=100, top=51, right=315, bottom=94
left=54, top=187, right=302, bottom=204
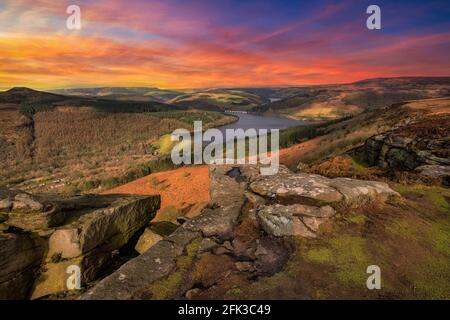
left=255, top=77, right=450, bottom=120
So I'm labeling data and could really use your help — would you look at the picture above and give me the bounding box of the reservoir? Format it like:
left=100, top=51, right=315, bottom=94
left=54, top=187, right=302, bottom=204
left=217, top=112, right=309, bottom=141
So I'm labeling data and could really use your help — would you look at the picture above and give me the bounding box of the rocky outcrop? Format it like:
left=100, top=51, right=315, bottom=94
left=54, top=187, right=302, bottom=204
left=81, top=164, right=400, bottom=300
left=251, top=172, right=399, bottom=237
left=361, top=132, right=450, bottom=170
left=0, top=232, right=44, bottom=299
left=81, top=165, right=248, bottom=299
left=0, top=190, right=160, bottom=299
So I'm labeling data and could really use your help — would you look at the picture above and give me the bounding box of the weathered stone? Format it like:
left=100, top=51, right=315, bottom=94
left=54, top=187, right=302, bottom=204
left=250, top=173, right=343, bottom=205
left=7, top=207, right=64, bottom=231
left=235, top=261, right=255, bottom=272
left=254, top=237, right=291, bottom=275
left=135, top=228, right=163, bottom=254
left=3, top=190, right=63, bottom=231
left=300, top=216, right=328, bottom=232
left=416, top=165, right=450, bottom=185
left=185, top=288, right=201, bottom=299
left=198, top=238, right=218, bottom=253
left=31, top=247, right=111, bottom=299
left=30, top=194, right=161, bottom=299
left=257, top=205, right=316, bottom=238
left=12, top=193, right=46, bottom=212
left=48, top=195, right=160, bottom=259
left=0, top=232, right=44, bottom=299
left=362, top=131, right=450, bottom=170
left=80, top=240, right=182, bottom=300
left=329, top=177, right=400, bottom=205
left=184, top=207, right=240, bottom=240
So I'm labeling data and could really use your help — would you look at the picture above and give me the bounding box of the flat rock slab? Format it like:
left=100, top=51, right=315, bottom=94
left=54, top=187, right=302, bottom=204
left=250, top=173, right=343, bottom=205
left=329, top=178, right=400, bottom=205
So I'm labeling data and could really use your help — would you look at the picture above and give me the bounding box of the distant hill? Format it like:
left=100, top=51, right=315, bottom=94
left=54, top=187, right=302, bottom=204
left=5, top=76, right=450, bottom=117
left=52, top=87, right=183, bottom=103
left=169, top=88, right=267, bottom=111
left=0, top=87, right=67, bottom=104
left=0, top=87, right=186, bottom=115
left=252, top=77, right=450, bottom=119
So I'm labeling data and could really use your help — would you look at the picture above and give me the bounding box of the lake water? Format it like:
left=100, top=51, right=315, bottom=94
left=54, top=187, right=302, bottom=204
left=217, top=113, right=308, bottom=141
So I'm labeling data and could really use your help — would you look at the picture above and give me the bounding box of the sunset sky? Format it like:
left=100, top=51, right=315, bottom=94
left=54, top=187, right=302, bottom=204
left=0, top=0, right=449, bottom=90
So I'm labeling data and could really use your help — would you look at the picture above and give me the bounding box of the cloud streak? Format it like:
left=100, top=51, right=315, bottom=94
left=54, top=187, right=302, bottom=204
left=0, top=0, right=449, bottom=89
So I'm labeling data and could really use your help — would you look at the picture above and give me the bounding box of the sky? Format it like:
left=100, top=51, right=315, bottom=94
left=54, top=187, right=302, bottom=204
left=0, top=0, right=449, bottom=90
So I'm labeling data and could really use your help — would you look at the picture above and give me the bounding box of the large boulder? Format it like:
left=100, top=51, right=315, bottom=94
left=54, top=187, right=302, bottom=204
left=32, top=194, right=160, bottom=299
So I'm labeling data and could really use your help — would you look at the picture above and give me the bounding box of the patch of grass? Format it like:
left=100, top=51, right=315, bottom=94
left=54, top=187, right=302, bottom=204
left=410, top=255, right=450, bottom=299
left=304, top=247, right=332, bottom=264
left=351, top=156, right=368, bottom=172
left=394, top=184, right=450, bottom=212
left=347, top=214, right=367, bottom=225
left=156, top=134, right=175, bottom=155
left=303, top=235, right=369, bottom=286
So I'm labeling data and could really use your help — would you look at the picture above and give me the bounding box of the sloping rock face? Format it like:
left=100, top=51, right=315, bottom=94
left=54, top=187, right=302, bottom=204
left=82, top=164, right=400, bottom=300
left=0, top=232, right=44, bottom=299
left=0, top=190, right=160, bottom=299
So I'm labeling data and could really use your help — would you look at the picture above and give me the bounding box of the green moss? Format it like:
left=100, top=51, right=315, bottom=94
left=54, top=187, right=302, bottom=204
left=151, top=238, right=201, bottom=299
left=386, top=215, right=450, bottom=256
left=330, top=236, right=369, bottom=285
left=427, top=220, right=450, bottom=256
left=385, top=218, right=420, bottom=241
left=408, top=255, right=450, bottom=300
left=304, top=247, right=333, bottom=264
left=347, top=214, right=367, bottom=225
left=226, top=287, right=243, bottom=297
left=303, top=235, right=369, bottom=286
left=394, top=184, right=450, bottom=213
left=351, top=156, right=368, bottom=172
